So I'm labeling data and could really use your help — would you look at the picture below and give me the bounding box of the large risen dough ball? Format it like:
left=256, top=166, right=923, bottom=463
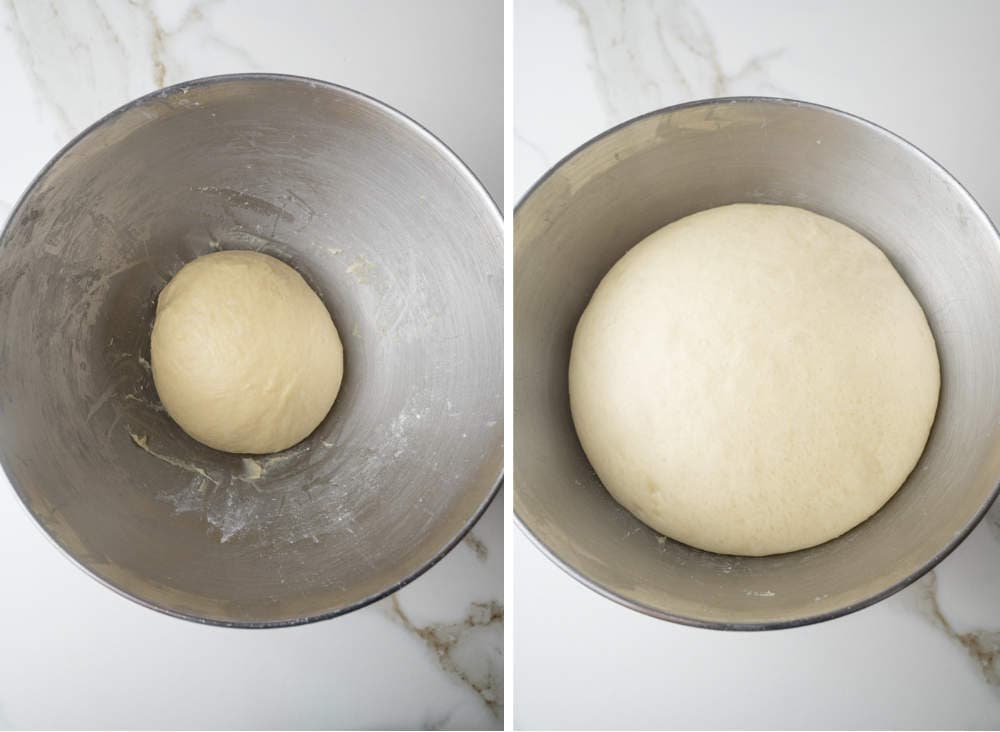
left=569, top=204, right=940, bottom=556
left=151, top=250, right=343, bottom=454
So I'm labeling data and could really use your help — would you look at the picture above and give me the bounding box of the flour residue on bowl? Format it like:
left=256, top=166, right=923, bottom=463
left=346, top=255, right=375, bottom=283
left=126, top=426, right=338, bottom=544
left=129, top=430, right=219, bottom=485
left=0, top=74, right=501, bottom=628
left=238, top=441, right=313, bottom=483
left=121, top=382, right=444, bottom=546
left=241, top=457, right=263, bottom=480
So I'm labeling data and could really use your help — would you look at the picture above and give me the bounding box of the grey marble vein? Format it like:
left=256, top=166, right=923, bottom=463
left=4, top=0, right=153, bottom=136
left=134, top=0, right=256, bottom=88
left=912, top=570, right=1000, bottom=688
left=386, top=594, right=503, bottom=721
left=463, top=530, right=488, bottom=561
left=200, top=22, right=258, bottom=69
left=133, top=0, right=167, bottom=87
left=514, top=129, right=552, bottom=169
left=420, top=705, right=459, bottom=731
left=4, top=0, right=260, bottom=142
left=4, top=0, right=76, bottom=137
left=561, top=0, right=619, bottom=121
left=563, top=0, right=785, bottom=123
left=90, top=0, right=130, bottom=66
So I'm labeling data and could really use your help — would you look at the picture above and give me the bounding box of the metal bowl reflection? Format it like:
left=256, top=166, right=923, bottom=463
left=0, top=74, right=502, bottom=627
left=514, top=97, right=1000, bottom=629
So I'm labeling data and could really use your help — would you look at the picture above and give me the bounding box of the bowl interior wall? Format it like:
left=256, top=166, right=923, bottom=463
left=0, top=77, right=502, bottom=624
left=514, top=99, right=1000, bottom=626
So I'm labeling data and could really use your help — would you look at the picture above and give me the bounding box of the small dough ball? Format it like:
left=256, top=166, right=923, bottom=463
left=151, top=250, right=343, bottom=454
left=569, top=204, right=940, bottom=556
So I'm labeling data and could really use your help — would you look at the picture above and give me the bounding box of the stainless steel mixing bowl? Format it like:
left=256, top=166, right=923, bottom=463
left=0, top=74, right=502, bottom=627
left=514, top=97, right=1000, bottom=629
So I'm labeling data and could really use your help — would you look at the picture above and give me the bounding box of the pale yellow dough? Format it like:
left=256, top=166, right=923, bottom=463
left=151, top=250, right=343, bottom=454
left=569, top=204, right=940, bottom=556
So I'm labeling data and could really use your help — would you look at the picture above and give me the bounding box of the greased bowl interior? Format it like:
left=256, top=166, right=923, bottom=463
left=0, top=75, right=502, bottom=626
left=514, top=98, right=1000, bottom=629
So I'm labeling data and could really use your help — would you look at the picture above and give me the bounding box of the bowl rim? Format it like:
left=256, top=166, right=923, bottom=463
left=0, top=72, right=503, bottom=629
left=513, top=95, right=1000, bottom=631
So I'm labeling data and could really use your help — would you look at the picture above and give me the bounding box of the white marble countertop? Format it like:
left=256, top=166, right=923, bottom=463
left=514, top=1, right=1000, bottom=729
left=0, top=1, right=501, bottom=729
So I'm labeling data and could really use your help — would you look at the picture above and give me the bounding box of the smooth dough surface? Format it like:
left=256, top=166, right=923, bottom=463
left=569, top=203, right=940, bottom=556
left=151, top=250, right=343, bottom=454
